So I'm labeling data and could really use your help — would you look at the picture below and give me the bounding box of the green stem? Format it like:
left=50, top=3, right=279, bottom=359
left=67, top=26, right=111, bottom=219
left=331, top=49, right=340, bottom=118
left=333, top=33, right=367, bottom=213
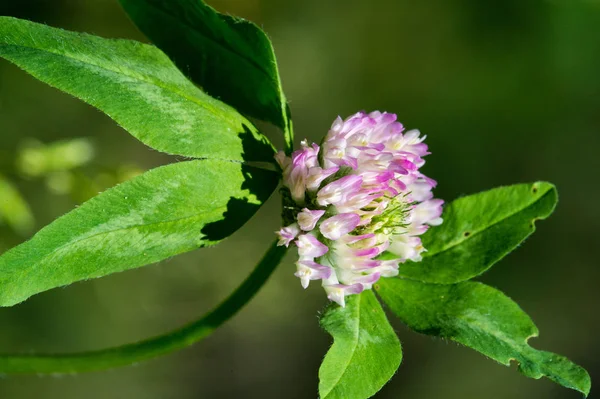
left=283, top=103, right=294, bottom=155
left=0, top=240, right=287, bottom=374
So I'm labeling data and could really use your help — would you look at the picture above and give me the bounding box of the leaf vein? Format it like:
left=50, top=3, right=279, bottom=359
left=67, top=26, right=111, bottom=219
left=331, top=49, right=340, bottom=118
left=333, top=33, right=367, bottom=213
left=424, top=188, right=554, bottom=260
left=324, top=294, right=363, bottom=398
left=0, top=40, right=230, bottom=128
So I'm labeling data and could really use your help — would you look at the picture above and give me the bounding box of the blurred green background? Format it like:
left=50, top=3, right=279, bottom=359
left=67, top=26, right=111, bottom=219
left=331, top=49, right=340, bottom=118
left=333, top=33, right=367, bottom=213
left=0, top=0, right=598, bottom=398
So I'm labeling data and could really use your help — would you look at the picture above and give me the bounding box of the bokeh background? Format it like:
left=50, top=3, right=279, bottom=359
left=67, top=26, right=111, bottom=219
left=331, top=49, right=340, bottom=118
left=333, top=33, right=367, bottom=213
left=1, top=0, right=599, bottom=398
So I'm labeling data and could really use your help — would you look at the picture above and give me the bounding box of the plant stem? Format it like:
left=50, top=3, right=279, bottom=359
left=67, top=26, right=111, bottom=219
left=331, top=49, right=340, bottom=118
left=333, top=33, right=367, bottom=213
left=0, top=240, right=287, bottom=374
left=283, top=103, right=294, bottom=155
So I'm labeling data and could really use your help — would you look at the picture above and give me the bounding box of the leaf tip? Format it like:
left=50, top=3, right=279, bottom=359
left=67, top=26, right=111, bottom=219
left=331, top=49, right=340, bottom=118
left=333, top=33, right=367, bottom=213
left=528, top=181, right=559, bottom=226
left=531, top=181, right=557, bottom=200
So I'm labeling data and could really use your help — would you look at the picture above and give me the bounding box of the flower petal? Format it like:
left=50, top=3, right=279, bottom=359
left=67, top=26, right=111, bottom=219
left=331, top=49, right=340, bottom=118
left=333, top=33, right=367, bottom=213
left=320, top=213, right=361, bottom=240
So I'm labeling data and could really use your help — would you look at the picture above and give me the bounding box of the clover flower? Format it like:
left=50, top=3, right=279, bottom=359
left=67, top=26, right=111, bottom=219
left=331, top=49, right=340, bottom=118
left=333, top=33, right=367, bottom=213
left=276, top=111, right=443, bottom=307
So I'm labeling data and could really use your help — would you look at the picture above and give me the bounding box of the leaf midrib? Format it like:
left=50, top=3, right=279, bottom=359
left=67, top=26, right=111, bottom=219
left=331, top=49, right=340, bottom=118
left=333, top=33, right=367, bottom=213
left=0, top=39, right=235, bottom=130
left=447, top=311, right=571, bottom=381
left=396, top=284, right=529, bottom=364
left=381, top=282, right=589, bottom=396
left=323, top=294, right=363, bottom=399
left=423, top=187, right=554, bottom=260
left=450, top=313, right=529, bottom=365
left=4, top=206, right=227, bottom=283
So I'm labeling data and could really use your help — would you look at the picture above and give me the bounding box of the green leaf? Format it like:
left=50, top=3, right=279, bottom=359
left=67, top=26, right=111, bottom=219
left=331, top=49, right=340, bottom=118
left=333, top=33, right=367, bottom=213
left=119, top=0, right=294, bottom=152
left=0, top=17, right=275, bottom=162
left=0, top=174, right=34, bottom=235
left=319, top=290, right=402, bottom=399
left=0, top=159, right=277, bottom=307
left=0, top=240, right=287, bottom=373
left=398, top=182, right=558, bottom=283
left=377, top=279, right=591, bottom=396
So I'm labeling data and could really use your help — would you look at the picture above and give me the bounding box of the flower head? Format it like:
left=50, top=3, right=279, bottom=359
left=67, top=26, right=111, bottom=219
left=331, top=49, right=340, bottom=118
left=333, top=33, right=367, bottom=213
left=276, top=111, right=443, bottom=306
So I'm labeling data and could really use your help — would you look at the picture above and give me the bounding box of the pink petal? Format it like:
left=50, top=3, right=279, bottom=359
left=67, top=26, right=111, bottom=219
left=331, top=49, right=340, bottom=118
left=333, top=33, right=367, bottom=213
left=295, top=234, right=329, bottom=258
left=320, top=213, right=361, bottom=240
left=297, top=208, right=326, bottom=231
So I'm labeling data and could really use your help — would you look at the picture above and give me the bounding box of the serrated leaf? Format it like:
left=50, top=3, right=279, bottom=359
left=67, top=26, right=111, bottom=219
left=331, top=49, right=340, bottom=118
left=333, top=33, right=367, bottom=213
left=119, top=0, right=293, bottom=151
left=398, top=182, right=558, bottom=283
left=319, top=290, right=402, bottom=399
left=0, top=17, right=275, bottom=162
left=0, top=174, right=34, bottom=235
left=377, top=278, right=591, bottom=396
left=0, top=159, right=277, bottom=307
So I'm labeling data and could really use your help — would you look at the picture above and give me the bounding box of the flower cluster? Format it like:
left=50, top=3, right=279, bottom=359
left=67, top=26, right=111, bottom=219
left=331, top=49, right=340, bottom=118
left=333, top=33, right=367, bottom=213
left=276, top=111, right=443, bottom=307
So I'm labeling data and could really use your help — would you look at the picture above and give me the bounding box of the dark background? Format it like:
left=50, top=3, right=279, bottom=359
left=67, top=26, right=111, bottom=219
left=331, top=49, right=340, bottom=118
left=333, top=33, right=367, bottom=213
left=0, top=0, right=598, bottom=398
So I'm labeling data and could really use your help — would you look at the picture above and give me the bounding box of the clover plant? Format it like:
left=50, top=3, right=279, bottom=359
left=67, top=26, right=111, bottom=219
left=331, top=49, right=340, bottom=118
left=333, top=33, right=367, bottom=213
left=0, top=1, right=590, bottom=397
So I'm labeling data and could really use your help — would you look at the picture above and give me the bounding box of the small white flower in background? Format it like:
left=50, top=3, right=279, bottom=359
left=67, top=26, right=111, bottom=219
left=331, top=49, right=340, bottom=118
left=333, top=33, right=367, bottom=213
left=276, top=111, right=443, bottom=307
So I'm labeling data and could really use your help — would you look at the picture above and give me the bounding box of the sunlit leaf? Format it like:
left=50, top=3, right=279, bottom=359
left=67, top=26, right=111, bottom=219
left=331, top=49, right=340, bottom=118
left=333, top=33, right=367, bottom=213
left=319, top=290, right=402, bottom=399
left=377, top=278, right=591, bottom=397
left=0, top=17, right=274, bottom=162
left=398, top=182, right=558, bottom=283
left=0, top=159, right=277, bottom=307
left=119, top=0, right=294, bottom=151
